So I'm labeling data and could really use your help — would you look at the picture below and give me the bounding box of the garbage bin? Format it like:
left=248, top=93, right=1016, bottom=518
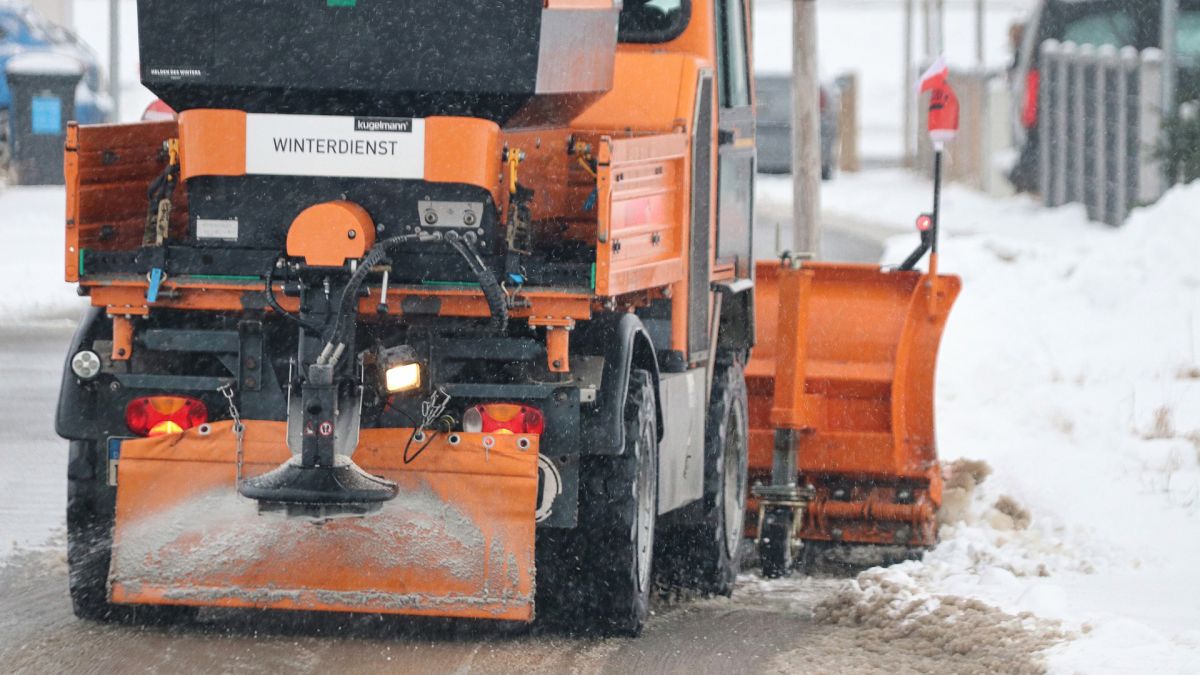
left=5, top=51, right=84, bottom=186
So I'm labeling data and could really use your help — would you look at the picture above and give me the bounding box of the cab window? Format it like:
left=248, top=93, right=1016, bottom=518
left=619, top=0, right=690, bottom=44
left=716, top=0, right=751, bottom=108
left=1062, top=12, right=1136, bottom=47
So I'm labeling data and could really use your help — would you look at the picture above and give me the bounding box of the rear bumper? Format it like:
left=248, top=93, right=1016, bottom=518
left=109, top=421, right=540, bottom=621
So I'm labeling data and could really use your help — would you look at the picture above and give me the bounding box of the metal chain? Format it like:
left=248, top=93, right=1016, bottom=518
left=219, top=384, right=245, bottom=485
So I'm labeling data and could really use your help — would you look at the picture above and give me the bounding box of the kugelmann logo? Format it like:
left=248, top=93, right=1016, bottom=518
left=354, top=117, right=413, bottom=133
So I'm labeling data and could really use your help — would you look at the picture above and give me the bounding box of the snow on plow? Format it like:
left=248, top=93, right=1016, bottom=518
left=108, top=422, right=539, bottom=621
left=748, top=261, right=960, bottom=561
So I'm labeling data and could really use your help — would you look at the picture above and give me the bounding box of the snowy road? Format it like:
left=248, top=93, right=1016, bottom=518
left=0, top=289, right=1051, bottom=675
left=0, top=545, right=1050, bottom=675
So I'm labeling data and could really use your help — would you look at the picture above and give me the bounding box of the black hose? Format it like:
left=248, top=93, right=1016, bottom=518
left=323, top=237, right=405, bottom=348
left=265, top=258, right=323, bottom=333
left=447, top=237, right=508, bottom=334
left=319, top=233, right=508, bottom=358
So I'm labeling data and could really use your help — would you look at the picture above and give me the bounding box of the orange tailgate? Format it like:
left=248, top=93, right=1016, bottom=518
left=109, top=421, right=539, bottom=621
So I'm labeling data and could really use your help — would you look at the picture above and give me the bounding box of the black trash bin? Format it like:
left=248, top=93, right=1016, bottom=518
left=5, top=51, right=84, bottom=186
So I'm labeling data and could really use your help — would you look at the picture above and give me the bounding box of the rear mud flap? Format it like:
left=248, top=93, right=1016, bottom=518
left=109, top=422, right=539, bottom=621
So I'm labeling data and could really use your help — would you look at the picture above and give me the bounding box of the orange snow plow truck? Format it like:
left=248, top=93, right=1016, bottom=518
left=55, top=0, right=958, bottom=635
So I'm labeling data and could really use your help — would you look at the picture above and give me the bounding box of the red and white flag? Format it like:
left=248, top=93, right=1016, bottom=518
left=918, top=56, right=959, bottom=147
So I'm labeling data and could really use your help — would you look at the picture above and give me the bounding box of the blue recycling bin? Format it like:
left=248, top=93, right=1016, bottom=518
left=5, top=51, right=84, bottom=185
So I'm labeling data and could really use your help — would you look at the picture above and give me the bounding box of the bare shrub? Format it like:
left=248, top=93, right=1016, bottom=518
left=1142, top=406, right=1176, bottom=440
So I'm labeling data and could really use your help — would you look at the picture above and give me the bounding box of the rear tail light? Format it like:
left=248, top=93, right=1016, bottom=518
left=1021, top=68, right=1040, bottom=130
left=462, top=403, right=544, bottom=435
left=125, top=396, right=208, bottom=437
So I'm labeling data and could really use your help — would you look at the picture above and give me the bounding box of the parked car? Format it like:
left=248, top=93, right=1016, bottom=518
left=1008, top=0, right=1200, bottom=192
left=754, top=74, right=841, bottom=179
left=0, top=2, right=112, bottom=165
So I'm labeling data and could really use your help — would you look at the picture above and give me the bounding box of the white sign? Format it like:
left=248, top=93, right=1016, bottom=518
left=245, top=114, right=426, bottom=180
left=196, top=218, right=239, bottom=240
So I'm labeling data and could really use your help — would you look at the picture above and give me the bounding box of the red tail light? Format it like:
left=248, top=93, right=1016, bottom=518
left=463, top=403, right=544, bottom=435
left=141, top=99, right=178, bottom=121
left=125, top=396, right=208, bottom=437
left=1021, top=68, right=1040, bottom=129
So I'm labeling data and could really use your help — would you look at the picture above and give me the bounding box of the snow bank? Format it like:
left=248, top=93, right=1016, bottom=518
left=812, top=174, right=1200, bottom=673
left=0, top=187, right=87, bottom=322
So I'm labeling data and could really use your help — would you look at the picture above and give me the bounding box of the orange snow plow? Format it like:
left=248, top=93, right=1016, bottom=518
left=109, top=422, right=539, bottom=621
left=749, top=259, right=960, bottom=573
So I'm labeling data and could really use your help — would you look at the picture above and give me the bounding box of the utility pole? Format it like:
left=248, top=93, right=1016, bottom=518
left=109, top=0, right=121, bottom=119
left=793, top=0, right=821, bottom=257
left=975, top=0, right=986, bottom=66
left=923, top=0, right=934, bottom=57
left=935, top=0, right=946, bottom=54
left=903, top=0, right=915, bottom=166
left=1163, top=0, right=1179, bottom=119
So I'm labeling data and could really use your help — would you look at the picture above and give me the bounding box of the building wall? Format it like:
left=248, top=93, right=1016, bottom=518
left=27, top=0, right=72, bottom=27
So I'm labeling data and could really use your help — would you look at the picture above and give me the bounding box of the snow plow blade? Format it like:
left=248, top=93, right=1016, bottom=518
left=748, top=261, right=961, bottom=548
left=108, top=421, right=539, bottom=621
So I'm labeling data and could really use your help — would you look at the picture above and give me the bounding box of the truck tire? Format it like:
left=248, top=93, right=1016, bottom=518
left=67, top=440, right=196, bottom=624
left=67, top=440, right=118, bottom=622
left=537, top=369, right=659, bottom=636
left=656, top=356, right=749, bottom=596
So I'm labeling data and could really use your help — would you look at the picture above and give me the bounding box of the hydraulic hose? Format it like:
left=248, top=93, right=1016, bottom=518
left=265, top=257, right=323, bottom=334
left=447, top=236, right=508, bottom=334
left=322, top=235, right=421, bottom=352
left=318, top=233, right=508, bottom=364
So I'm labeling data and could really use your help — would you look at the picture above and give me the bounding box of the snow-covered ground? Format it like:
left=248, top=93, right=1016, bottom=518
left=765, top=170, right=1200, bottom=673
left=0, top=187, right=85, bottom=321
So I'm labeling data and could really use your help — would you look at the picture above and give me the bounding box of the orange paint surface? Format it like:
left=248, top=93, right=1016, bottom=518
left=110, top=421, right=539, bottom=621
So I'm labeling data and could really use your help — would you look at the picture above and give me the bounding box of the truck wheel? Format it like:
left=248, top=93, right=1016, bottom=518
left=67, top=441, right=197, bottom=625
left=537, top=369, right=659, bottom=636
left=759, top=506, right=795, bottom=579
left=656, top=356, right=749, bottom=596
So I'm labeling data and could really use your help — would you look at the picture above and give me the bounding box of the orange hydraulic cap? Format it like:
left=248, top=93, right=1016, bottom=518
left=286, top=201, right=376, bottom=268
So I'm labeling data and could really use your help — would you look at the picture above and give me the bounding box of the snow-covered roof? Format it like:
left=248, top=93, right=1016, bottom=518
left=5, top=50, right=84, bottom=76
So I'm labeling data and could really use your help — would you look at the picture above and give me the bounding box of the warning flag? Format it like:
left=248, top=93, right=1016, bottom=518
left=918, top=56, right=959, bottom=146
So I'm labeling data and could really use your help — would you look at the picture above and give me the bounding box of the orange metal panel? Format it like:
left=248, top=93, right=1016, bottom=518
left=285, top=201, right=376, bottom=267
left=594, top=133, right=688, bottom=297
left=66, top=121, right=186, bottom=281
left=109, top=421, right=539, bottom=621
left=572, top=52, right=693, bottom=133
left=747, top=260, right=960, bottom=522
left=178, top=109, right=247, bottom=180
left=84, top=278, right=593, bottom=323
left=425, top=117, right=504, bottom=208
left=64, top=124, right=80, bottom=282
left=111, top=316, right=134, bottom=361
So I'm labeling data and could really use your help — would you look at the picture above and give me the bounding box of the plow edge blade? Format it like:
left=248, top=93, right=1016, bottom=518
left=109, top=422, right=539, bottom=621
